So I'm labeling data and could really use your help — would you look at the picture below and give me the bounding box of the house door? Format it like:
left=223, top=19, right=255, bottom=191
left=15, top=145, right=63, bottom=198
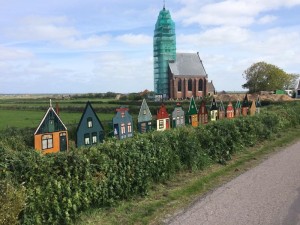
left=60, top=132, right=67, bottom=151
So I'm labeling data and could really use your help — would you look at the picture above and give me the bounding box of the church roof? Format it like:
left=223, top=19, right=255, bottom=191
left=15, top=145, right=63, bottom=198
left=169, top=53, right=207, bottom=76
left=208, top=81, right=215, bottom=93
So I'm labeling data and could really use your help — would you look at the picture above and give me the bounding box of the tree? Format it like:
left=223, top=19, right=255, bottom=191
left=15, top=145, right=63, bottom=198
left=242, top=62, right=299, bottom=93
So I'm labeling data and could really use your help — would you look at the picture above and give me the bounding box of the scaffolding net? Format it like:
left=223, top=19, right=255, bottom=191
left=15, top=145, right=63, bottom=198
left=153, top=7, right=176, bottom=97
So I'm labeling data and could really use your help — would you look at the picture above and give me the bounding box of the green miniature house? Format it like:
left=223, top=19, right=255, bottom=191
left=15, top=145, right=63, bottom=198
left=187, top=96, right=198, bottom=127
left=172, top=103, right=185, bottom=128
left=76, top=102, right=105, bottom=148
left=113, top=106, right=133, bottom=140
left=218, top=101, right=225, bottom=120
left=138, top=99, right=152, bottom=133
left=235, top=100, right=241, bottom=117
left=210, top=98, right=218, bottom=121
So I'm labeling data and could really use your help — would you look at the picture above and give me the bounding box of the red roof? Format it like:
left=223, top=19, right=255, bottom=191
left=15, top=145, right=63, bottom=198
left=157, top=104, right=169, bottom=119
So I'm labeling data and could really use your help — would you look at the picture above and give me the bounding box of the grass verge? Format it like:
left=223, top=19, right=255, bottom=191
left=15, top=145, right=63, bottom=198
left=75, top=126, right=300, bottom=225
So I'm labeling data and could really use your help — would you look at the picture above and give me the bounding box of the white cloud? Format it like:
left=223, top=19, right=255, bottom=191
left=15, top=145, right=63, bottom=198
left=0, top=45, right=34, bottom=60
left=115, top=34, right=152, bottom=45
left=257, top=15, right=277, bottom=24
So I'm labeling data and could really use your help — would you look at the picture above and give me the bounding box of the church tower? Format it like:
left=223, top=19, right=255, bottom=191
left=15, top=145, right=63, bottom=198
left=153, top=5, right=176, bottom=98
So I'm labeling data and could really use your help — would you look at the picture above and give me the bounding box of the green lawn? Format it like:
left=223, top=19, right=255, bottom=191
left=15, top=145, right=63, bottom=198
left=0, top=109, right=115, bottom=130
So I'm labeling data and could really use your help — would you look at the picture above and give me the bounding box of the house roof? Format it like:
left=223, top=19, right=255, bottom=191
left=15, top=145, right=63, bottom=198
left=207, top=81, right=215, bottom=93
left=187, top=96, right=198, bottom=115
left=138, top=99, right=152, bottom=123
left=34, top=106, right=67, bottom=135
left=169, top=53, right=208, bottom=76
left=219, top=101, right=225, bottom=111
left=210, top=98, right=218, bottom=110
left=76, top=101, right=104, bottom=134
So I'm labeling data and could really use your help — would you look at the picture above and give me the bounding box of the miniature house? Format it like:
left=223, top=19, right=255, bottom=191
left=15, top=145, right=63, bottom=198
left=34, top=101, right=68, bottom=154
left=256, top=96, right=261, bottom=114
left=296, top=80, right=300, bottom=98
left=113, top=106, right=133, bottom=140
left=242, top=94, right=249, bottom=116
left=249, top=101, right=257, bottom=116
left=235, top=100, right=241, bottom=117
left=187, top=96, right=198, bottom=127
left=218, top=101, right=226, bottom=120
left=138, top=99, right=152, bottom=133
left=157, top=104, right=170, bottom=131
left=226, top=102, right=234, bottom=119
left=172, top=103, right=185, bottom=128
left=198, top=100, right=208, bottom=125
left=76, top=102, right=105, bottom=148
left=210, top=98, right=218, bottom=121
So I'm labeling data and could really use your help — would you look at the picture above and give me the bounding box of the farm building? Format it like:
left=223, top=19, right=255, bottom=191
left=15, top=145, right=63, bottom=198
left=113, top=106, right=133, bottom=140
left=296, top=80, right=300, bottom=98
left=226, top=102, right=234, bottom=119
left=198, top=100, right=208, bottom=125
left=172, top=103, right=185, bottom=128
left=138, top=99, right=152, bottom=133
left=157, top=104, right=170, bottom=131
left=34, top=101, right=68, bottom=154
left=210, top=98, right=218, bottom=121
left=76, top=101, right=104, bottom=148
left=187, top=96, right=198, bottom=127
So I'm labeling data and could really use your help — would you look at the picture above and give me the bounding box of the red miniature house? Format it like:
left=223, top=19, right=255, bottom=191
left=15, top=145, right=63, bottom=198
left=157, top=104, right=170, bottom=131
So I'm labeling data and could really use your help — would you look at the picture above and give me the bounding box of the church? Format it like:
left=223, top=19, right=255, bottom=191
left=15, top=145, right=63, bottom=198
left=153, top=5, right=214, bottom=99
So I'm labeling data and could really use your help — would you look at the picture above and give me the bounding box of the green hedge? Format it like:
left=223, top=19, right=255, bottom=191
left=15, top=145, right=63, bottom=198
left=1, top=102, right=300, bottom=225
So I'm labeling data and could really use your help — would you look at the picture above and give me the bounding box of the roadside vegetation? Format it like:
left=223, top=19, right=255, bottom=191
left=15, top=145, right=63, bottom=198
left=1, top=100, right=300, bottom=225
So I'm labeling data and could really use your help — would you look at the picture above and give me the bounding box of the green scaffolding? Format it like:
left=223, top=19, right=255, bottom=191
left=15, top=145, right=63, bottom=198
left=153, top=7, right=176, bottom=97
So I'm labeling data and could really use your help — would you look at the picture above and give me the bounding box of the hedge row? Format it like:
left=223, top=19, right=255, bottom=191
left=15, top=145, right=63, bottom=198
left=1, top=102, right=300, bottom=225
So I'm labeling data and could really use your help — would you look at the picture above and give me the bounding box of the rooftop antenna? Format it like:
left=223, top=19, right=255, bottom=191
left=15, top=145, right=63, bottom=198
left=163, top=0, right=165, bottom=9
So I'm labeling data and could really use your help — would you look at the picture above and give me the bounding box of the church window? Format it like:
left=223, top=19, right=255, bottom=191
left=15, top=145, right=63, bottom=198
left=188, top=79, right=192, bottom=91
left=178, top=79, right=182, bottom=92
left=198, top=79, right=203, bottom=91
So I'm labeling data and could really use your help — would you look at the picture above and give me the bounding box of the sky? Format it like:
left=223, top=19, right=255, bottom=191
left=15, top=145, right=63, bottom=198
left=0, top=0, right=300, bottom=94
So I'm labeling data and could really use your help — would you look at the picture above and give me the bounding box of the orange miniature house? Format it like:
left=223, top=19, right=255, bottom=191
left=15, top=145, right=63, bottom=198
left=34, top=103, right=68, bottom=154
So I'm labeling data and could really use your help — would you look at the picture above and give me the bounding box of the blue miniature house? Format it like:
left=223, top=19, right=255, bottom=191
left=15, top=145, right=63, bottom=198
left=138, top=99, right=152, bottom=133
left=76, top=101, right=105, bottom=147
left=113, top=106, right=133, bottom=140
left=172, top=103, right=185, bottom=128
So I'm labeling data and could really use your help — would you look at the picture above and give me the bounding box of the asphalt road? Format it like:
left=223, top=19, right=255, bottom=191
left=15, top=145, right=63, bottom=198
left=167, top=141, right=300, bottom=225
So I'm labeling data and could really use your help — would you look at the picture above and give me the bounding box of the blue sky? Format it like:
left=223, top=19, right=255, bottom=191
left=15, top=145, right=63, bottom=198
left=0, top=0, right=300, bottom=94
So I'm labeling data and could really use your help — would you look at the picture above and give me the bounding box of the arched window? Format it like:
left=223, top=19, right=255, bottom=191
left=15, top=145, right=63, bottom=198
left=178, top=79, right=182, bottom=92
left=188, top=79, right=192, bottom=91
left=198, top=79, right=203, bottom=91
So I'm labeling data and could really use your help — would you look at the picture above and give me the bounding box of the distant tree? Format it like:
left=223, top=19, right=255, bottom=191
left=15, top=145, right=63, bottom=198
left=242, top=62, right=299, bottom=93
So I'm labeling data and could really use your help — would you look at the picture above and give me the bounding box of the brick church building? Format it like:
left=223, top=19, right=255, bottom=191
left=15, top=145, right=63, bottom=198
left=153, top=5, right=214, bottom=99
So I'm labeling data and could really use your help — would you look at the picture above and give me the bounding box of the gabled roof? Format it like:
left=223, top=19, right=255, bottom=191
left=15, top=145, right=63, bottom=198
left=34, top=106, right=67, bottom=135
left=242, top=94, right=249, bottom=107
left=138, top=99, right=152, bottom=123
left=250, top=101, right=257, bottom=111
left=169, top=53, right=208, bottom=76
left=227, top=102, right=234, bottom=111
left=235, top=100, right=241, bottom=109
left=198, top=100, right=208, bottom=115
left=208, top=81, right=215, bottom=93
left=157, top=104, right=169, bottom=119
left=219, top=101, right=225, bottom=111
left=210, top=98, right=218, bottom=111
left=76, top=101, right=104, bottom=134
left=187, top=96, right=198, bottom=115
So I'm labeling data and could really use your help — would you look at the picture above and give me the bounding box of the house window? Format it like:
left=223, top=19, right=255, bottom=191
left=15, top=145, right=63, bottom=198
left=198, top=79, right=203, bottom=91
left=159, top=120, right=164, bottom=129
left=84, top=133, right=90, bottom=145
left=92, top=132, right=97, bottom=144
left=87, top=117, right=93, bottom=128
left=127, top=122, right=132, bottom=133
left=42, top=134, right=53, bottom=150
left=143, top=109, right=147, bottom=115
left=188, top=79, right=192, bottom=91
left=121, top=112, right=125, bottom=118
left=176, top=116, right=180, bottom=124
left=178, top=79, right=182, bottom=92
left=121, top=123, right=126, bottom=134
left=181, top=116, right=184, bottom=124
